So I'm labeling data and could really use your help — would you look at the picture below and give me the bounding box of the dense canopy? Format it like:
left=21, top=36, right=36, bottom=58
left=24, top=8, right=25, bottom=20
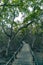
left=0, top=0, right=43, bottom=65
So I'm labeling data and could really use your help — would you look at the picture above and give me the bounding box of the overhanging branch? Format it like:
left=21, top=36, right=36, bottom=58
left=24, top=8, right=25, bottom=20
left=11, top=21, right=34, bottom=41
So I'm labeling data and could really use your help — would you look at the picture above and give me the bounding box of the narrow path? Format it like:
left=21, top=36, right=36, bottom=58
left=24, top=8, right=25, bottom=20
left=12, top=41, right=35, bottom=65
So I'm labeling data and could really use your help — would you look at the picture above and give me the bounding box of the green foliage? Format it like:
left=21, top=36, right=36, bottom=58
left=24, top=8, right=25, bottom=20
left=0, top=0, right=43, bottom=58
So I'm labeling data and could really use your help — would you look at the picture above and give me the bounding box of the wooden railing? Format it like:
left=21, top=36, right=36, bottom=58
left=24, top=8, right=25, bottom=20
left=22, top=41, right=38, bottom=65
left=5, top=43, right=23, bottom=65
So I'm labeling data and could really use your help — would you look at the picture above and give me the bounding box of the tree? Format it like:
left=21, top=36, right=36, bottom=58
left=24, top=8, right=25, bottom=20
left=0, top=0, right=43, bottom=62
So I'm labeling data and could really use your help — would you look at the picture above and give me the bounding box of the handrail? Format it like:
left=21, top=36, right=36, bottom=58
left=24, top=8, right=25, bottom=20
left=5, top=44, right=23, bottom=65
left=22, top=41, right=38, bottom=65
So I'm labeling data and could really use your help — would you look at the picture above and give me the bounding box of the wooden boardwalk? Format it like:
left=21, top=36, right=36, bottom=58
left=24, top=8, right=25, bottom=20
left=12, top=41, right=35, bottom=65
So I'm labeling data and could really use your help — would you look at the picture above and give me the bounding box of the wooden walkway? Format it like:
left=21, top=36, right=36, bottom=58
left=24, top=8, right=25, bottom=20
left=12, top=41, right=35, bottom=65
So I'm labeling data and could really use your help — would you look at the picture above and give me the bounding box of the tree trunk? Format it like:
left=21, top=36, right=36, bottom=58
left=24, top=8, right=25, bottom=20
left=6, top=38, right=11, bottom=56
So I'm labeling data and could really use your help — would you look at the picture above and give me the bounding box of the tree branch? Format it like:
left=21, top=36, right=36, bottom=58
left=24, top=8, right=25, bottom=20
left=11, top=21, right=34, bottom=41
left=10, top=11, right=15, bottom=38
left=0, top=4, right=19, bottom=7
left=2, top=22, right=11, bottom=37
